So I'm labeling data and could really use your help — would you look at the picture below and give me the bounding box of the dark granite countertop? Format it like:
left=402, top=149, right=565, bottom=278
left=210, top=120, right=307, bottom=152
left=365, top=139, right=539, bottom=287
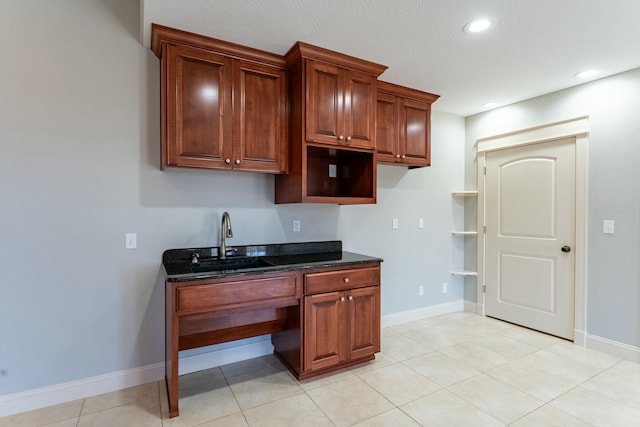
left=162, top=240, right=382, bottom=282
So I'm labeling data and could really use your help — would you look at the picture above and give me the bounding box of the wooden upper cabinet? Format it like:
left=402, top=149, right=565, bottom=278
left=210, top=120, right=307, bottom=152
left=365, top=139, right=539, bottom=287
left=376, top=81, right=440, bottom=168
left=306, top=60, right=377, bottom=149
left=165, top=45, right=232, bottom=169
left=151, top=24, right=288, bottom=174
left=233, top=61, right=288, bottom=172
left=275, top=42, right=387, bottom=204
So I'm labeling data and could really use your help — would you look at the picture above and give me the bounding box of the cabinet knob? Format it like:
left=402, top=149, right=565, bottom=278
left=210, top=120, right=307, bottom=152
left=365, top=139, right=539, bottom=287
left=343, top=277, right=350, bottom=283
left=348, top=295, right=353, bottom=301
left=225, top=158, right=231, bottom=164
left=395, top=154, right=401, bottom=159
left=401, top=154, right=406, bottom=159
left=338, top=135, right=344, bottom=141
left=346, top=136, right=352, bottom=141
left=340, top=296, right=345, bottom=302
left=235, top=159, right=240, bottom=165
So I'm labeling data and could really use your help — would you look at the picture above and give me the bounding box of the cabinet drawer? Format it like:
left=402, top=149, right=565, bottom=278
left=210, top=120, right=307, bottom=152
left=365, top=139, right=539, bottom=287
left=177, top=275, right=297, bottom=313
left=305, top=266, right=380, bottom=294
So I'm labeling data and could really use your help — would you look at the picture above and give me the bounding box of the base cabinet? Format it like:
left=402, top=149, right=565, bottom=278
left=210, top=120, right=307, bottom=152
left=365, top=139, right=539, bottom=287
left=304, top=286, right=379, bottom=372
left=274, top=263, right=381, bottom=379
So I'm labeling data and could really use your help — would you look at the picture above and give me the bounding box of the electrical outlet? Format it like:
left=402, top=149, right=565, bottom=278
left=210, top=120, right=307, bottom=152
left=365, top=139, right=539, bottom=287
left=418, top=218, right=424, bottom=229
left=125, top=233, right=137, bottom=249
left=418, top=285, right=424, bottom=296
left=442, top=282, right=448, bottom=294
left=392, top=218, right=399, bottom=229
left=293, top=220, right=301, bottom=232
left=603, top=220, right=615, bottom=234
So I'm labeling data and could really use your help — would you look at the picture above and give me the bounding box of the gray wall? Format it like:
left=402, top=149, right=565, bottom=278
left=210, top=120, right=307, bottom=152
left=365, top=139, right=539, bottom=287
left=0, top=0, right=465, bottom=395
left=465, top=68, right=640, bottom=348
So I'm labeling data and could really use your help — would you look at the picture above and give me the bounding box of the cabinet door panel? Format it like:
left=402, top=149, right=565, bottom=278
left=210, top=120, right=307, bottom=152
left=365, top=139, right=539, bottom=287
left=401, top=98, right=431, bottom=166
left=344, top=70, right=376, bottom=149
left=234, top=61, right=287, bottom=173
left=306, top=60, right=343, bottom=145
left=348, top=286, right=380, bottom=360
left=304, top=292, right=344, bottom=371
left=375, top=92, right=398, bottom=161
left=167, top=45, right=232, bottom=168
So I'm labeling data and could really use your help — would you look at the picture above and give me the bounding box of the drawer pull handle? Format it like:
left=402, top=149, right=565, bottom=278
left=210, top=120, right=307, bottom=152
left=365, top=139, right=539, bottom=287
left=344, top=278, right=350, bottom=283
left=340, top=296, right=345, bottom=302
left=348, top=295, right=353, bottom=301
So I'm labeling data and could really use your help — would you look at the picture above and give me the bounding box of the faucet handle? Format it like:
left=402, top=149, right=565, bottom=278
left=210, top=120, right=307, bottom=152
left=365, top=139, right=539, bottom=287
left=191, top=253, right=200, bottom=264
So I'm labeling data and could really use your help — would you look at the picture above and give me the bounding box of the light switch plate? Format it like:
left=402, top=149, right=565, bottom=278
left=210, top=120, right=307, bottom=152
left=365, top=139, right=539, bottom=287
left=125, top=233, right=137, bottom=249
left=418, top=218, right=424, bottom=229
left=392, top=218, right=398, bottom=229
left=603, top=220, right=615, bottom=234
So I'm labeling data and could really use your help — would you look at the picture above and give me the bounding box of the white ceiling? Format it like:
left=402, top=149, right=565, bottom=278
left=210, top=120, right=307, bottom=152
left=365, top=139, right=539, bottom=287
left=141, top=0, right=640, bottom=117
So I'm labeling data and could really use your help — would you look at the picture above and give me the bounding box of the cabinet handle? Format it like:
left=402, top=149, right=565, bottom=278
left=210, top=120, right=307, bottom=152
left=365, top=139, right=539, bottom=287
left=235, top=159, right=240, bottom=165
left=225, top=158, right=231, bottom=164
left=343, top=277, right=350, bottom=283
left=346, top=136, right=352, bottom=141
left=401, top=154, right=406, bottom=159
left=340, top=296, right=345, bottom=302
left=338, top=135, right=344, bottom=141
left=395, top=154, right=401, bottom=159
left=348, top=295, right=353, bottom=301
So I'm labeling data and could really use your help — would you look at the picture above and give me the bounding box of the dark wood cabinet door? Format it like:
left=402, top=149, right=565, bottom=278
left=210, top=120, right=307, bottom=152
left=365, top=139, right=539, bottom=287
left=165, top=45, right=232, bottom=169
left=400, top=98, right=431, bottom=166
left=233, top=61, right=288, bottom=173
left=375, top=92, right=398, bottom=161
left=343, top=70, right=377, bottom=149
left=305, top=60, right=343, bottom=145
left=304, top=291, right=345, bottom=371
left=347, top=286, right=380, bottom=360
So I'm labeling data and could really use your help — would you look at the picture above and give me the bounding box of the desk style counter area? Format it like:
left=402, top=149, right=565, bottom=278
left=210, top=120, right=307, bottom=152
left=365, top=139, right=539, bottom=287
left=162, top=241, right=382, bottom=417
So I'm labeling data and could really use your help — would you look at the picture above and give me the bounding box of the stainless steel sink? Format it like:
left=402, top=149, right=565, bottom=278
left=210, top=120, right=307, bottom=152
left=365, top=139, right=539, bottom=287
left=191, top=257, right=275, bottom=273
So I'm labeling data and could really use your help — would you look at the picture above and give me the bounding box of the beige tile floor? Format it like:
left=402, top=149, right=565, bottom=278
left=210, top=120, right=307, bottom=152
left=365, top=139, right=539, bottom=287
left=3, top=312, right=640, bottom=426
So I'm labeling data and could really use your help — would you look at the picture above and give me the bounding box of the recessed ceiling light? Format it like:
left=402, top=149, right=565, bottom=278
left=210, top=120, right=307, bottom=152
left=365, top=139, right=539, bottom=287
left=574, top=69, right=599, bottom=79
left=482, top=102, right=499, bottom=109
left=463, top=17, right=496, bottom=34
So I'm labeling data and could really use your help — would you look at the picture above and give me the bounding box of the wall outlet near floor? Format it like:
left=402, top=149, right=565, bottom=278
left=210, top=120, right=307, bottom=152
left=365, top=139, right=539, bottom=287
left=418, top=285, right=424, bottom=296
left=442, top=282, right=448, bottom=294
left=125, top=233, right=137, bottom=249
left=293, top=220, right=301, bottom=232
left=392, top=218, right=399, bottom=229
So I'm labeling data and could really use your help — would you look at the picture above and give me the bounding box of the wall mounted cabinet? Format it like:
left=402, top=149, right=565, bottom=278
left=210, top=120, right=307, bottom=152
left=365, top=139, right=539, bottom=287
left=275, top=42, right=387, bottom=204
left=376, top=81, right=439, bottom=168
left=151, top=24, right=288, bottom=173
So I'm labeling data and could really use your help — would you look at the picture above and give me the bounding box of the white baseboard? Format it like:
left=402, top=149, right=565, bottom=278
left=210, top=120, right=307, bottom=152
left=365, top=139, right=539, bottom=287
left=381, top=300, right=464, bottom=328
left=0, top=340, right=274, bottom=418
left=463, top=300, right=477, bottom=314
left=585, top=333, right=640, bottom=363
left=0, top=362, right=164, bottom=418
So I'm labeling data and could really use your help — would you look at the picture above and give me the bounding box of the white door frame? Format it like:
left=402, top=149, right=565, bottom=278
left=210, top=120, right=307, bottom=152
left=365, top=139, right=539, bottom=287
left=476, top=116, right=589, bottom=344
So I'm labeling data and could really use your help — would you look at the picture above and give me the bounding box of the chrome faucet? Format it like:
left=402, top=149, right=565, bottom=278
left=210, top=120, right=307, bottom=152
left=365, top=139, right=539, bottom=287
left=220, top=212, right=233, bottom=259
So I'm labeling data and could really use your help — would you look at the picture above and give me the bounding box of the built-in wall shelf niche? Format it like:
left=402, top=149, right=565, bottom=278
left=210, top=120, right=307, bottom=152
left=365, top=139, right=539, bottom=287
left=451, top=190, right=478, bottom=277
left=452, top=190, right=478, bottom=196
left=451, top=270, right=478, bottom=277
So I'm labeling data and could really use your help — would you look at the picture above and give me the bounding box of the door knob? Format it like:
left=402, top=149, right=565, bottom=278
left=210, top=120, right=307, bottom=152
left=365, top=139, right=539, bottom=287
left=561, top=246, right=571, bottom=253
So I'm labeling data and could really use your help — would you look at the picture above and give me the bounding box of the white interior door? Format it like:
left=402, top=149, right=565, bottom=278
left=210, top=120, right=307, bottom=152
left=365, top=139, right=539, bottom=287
left=484, top=138, right=575, bottom=339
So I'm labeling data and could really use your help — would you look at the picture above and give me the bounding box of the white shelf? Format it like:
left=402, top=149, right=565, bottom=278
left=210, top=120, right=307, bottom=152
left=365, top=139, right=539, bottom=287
left=452, top=190, right=478, bottom=196
left=451, top=270, right=478, bottom=277
left=452, top=231, right=478, bottom=236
